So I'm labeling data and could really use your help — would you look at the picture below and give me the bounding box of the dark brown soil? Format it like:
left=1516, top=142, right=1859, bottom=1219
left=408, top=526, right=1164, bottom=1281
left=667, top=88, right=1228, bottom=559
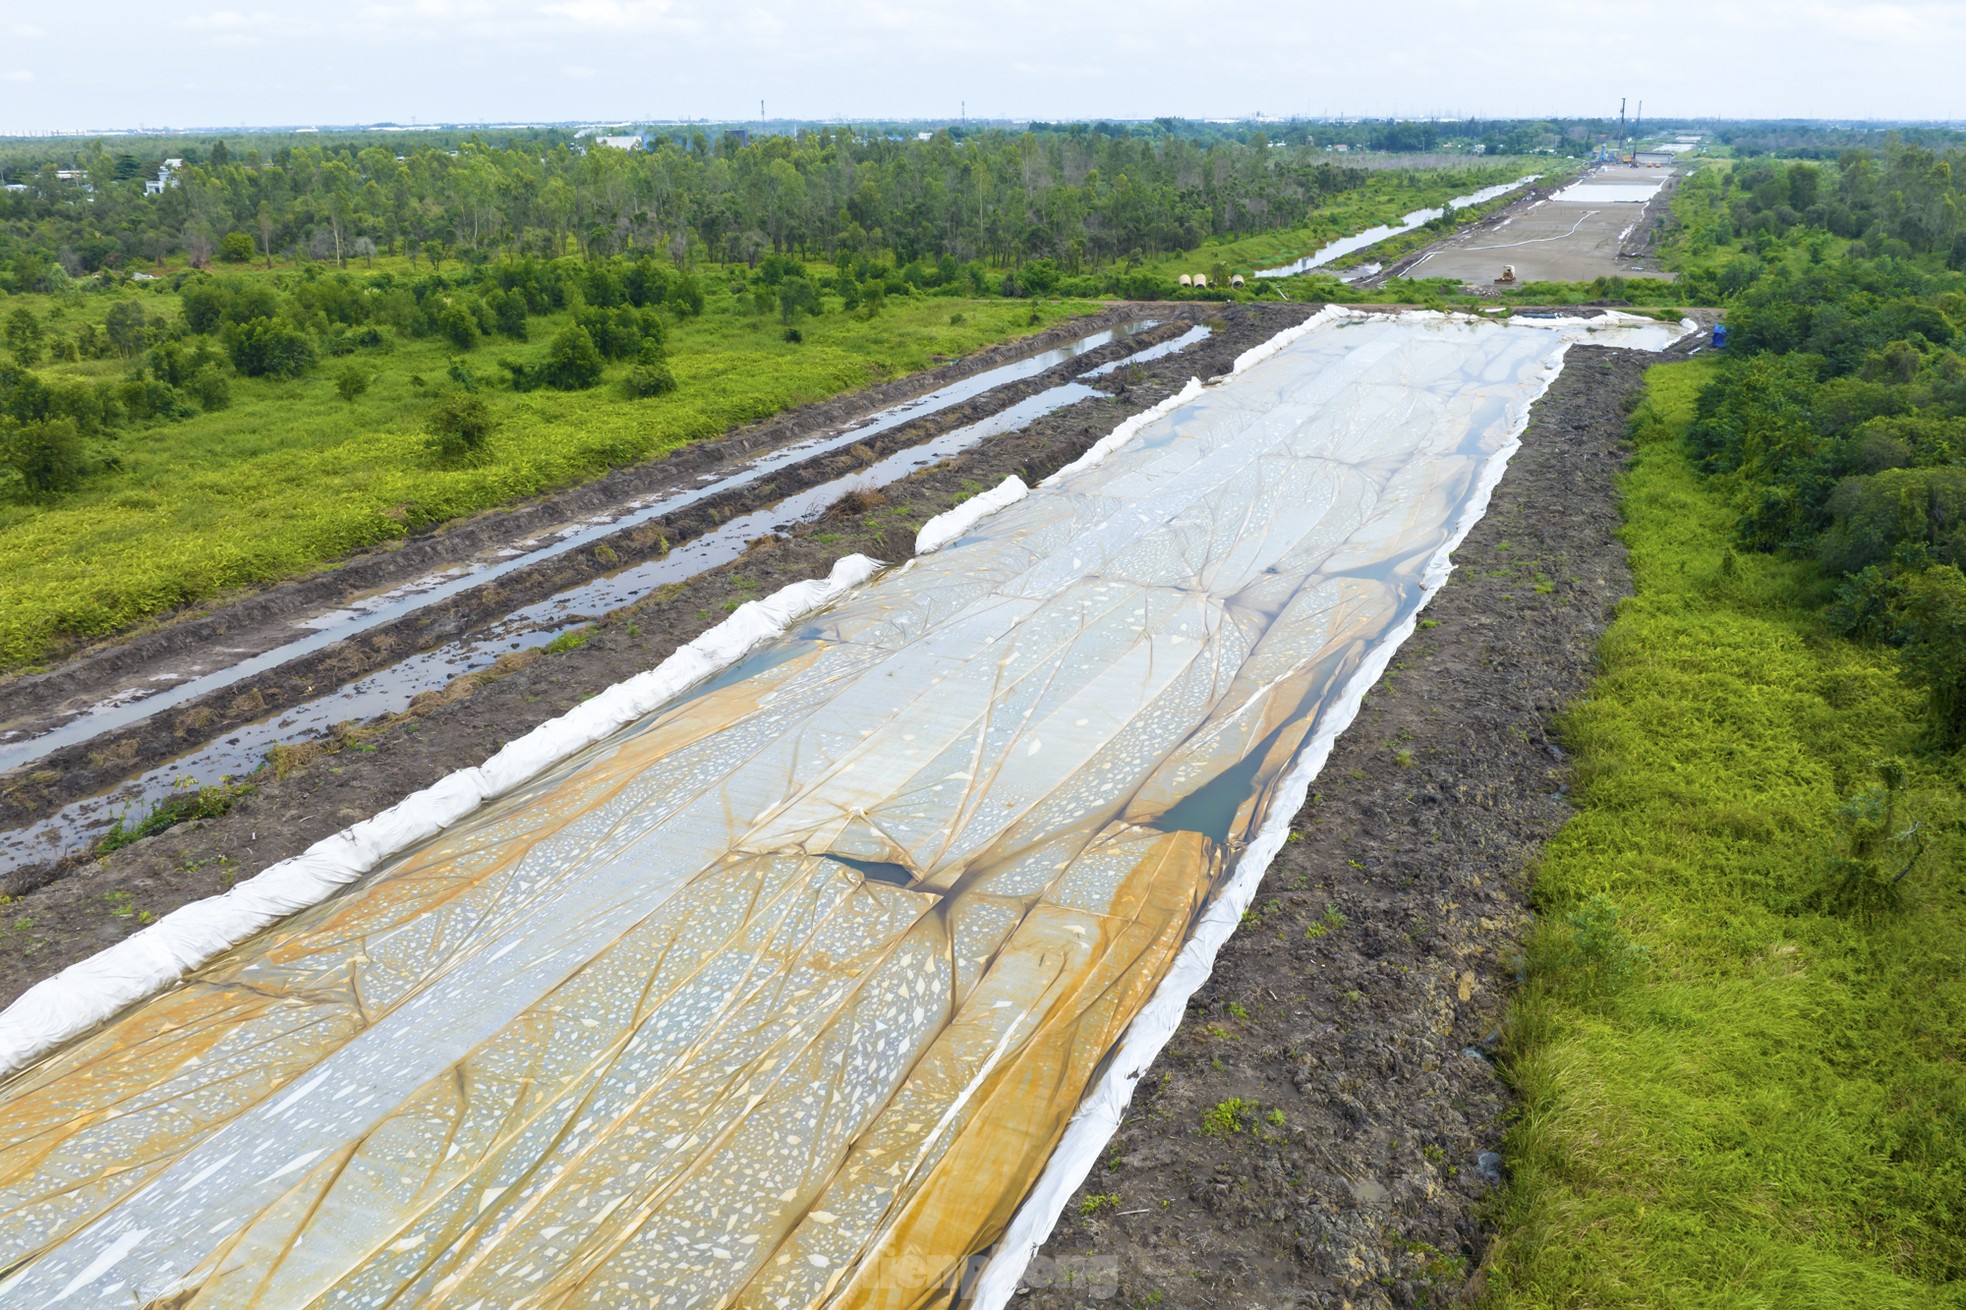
left=1018, top=343, right=1679, bottom=1309
left=0, top=302, right=1310, bottom=1005
left=0, top=313, right=1211, bottom=837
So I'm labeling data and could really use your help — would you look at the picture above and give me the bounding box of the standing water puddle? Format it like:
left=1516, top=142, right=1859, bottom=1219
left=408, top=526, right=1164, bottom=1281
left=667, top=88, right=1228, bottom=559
left=0, top=312, right=1688, bottom=1306
left=0, top=320, right=1159, bottom=773
left=1253, top=175, right=1541, bottom=278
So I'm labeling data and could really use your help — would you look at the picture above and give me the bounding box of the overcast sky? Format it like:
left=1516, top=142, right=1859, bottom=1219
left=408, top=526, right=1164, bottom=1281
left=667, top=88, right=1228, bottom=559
left=1, top=1, right=1960, bottom=135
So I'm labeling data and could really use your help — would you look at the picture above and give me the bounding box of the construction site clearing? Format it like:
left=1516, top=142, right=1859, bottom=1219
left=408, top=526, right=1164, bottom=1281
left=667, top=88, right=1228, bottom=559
left=1397, top=164, right=1678, bottom=288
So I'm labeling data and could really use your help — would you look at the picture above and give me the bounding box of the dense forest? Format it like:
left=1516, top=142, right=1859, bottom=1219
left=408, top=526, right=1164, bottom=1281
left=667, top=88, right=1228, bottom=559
left=1669, top=147, right=1966, bottom=741
left=0, top=128, right=1411, bottom=279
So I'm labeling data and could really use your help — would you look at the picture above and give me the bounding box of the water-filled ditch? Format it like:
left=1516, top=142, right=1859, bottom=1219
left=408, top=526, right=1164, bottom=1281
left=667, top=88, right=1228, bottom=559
left=0, top=321, right=1162, bottom=775
left=0, top=327, right=1194, bottom=877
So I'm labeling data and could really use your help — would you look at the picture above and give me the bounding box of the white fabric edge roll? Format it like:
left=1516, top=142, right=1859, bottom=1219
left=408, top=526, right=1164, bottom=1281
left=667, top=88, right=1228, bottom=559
left=914, top=476, right=1029, bottom=555
left=0, top=553, right=884, bottom=1079
left=967, top=327, right=1588, bottom=1307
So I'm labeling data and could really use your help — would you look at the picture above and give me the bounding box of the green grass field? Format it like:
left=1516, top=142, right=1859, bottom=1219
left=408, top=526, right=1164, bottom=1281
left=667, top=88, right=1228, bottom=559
left=0, top=290, right=1094, bottom=670
left=1486, top=360, right=1966, bottom=1308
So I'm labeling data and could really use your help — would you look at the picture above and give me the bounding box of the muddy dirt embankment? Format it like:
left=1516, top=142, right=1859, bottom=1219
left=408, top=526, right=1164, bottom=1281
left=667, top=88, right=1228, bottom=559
left=0, top=302, right=1313, bottom=1004
left=1022, top=344, right=1680, bottom=1309
left=0, top=313, right=1209, bottom=837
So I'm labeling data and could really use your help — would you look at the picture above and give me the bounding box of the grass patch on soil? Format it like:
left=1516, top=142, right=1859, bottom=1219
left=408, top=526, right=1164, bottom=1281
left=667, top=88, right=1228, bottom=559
left=1486, top=359, right=1966, bottom=1308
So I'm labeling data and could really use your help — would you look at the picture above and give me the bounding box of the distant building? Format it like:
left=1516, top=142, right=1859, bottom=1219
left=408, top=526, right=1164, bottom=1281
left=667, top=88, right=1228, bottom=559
left=1634, top=150, right=1674, bottom=166
left=1, top=183, right=25, bottom=194
left=594, top=134, right=645, bottom=151
left=143, top=158, right=184, bottom=196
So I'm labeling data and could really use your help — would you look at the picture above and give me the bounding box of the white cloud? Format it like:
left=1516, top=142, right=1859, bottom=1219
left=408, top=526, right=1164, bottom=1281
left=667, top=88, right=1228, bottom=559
left=1, top=70, right=33, bottom=83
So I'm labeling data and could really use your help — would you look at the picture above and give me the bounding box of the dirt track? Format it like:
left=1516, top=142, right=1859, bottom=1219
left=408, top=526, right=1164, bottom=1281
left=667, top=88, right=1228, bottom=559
left=1021, top=342, right=1685, bottom=1308
left=1396, top=165, right=1680, bottom=287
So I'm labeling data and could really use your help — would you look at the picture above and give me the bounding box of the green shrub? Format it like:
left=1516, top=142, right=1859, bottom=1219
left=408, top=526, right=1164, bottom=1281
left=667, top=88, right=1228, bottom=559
left=2, top=416, right=87, bottom=496
left=538, top=323, right=604, bottom=391
left=217, top=231, right=255, bottom=263
left=425, top=389, right=496, bottom=462
left=1545, top=894, right=1647, bottom=996
left=1896, top=563, right=1966, bottom=746
left=223, top=317, right=315, bottom=378
left=334, top=365, right=371, bottom=403
left=436, top=302, right=482, bottom=352
left=624, top=361, right=677, bottom=398
left=1821, top=759, right=1927, bottom=918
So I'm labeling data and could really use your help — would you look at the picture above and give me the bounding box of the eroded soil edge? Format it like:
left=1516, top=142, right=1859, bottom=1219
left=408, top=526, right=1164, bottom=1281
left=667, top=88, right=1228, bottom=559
left=1021, top=344, right=1668, bottom=1309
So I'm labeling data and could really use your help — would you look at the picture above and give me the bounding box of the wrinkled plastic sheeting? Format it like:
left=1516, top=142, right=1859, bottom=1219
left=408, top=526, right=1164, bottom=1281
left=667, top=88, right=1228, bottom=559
left=0, top=311, right=1686, bottom=1308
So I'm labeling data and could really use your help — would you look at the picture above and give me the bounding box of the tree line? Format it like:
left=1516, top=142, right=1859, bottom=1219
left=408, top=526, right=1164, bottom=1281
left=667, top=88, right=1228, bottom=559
left=1670, top=149, right=1966, bottom=743
left=0, top=128, right=1420, bottom=279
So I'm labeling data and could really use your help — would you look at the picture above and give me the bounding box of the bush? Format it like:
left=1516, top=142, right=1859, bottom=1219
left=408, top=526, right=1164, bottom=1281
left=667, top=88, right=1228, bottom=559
left=1, top=416, right=86, bottom=496
left=223, top=317, right=315, bottom=378
left=485, top=289, right=528, bottom=340
left=437, top=301, right=482, bottom=351
left=538, top=323, right=605, bottom=391
left=217, top=232, right=255, bottom=263
left=1546, top=894, right=1648, bottom=996
left=334, top=364, right=371, bottom=402
left=185, top=368, right=231, bottom=412
left=1822, top=759, right=1927, bottom=918
left=425, top=389, right=496, bottom=461
left=1019, top=259, right=1061, bottom=295
left=624, top=362, right=677, bottom=397
left=1897, top=563, right=1966, bottom=746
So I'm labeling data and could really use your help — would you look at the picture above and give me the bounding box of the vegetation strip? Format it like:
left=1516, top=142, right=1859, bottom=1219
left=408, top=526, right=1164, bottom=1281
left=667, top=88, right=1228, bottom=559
left=1488, top=362, right=1963, bottom=1304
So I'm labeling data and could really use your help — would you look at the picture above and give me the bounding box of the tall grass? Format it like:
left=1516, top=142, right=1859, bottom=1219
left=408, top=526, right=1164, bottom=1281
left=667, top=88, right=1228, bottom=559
left=1486, top=360, right=1966, bottom=1309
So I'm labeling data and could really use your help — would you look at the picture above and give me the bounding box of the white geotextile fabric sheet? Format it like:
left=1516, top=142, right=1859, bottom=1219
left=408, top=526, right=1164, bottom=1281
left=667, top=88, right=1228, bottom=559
left=1551, top=181, right=1667, bottom=204
left=0, top=309, right=1689, bottom=1307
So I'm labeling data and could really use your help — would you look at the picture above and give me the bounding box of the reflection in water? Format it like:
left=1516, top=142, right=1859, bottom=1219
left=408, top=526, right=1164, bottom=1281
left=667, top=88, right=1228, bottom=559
left=0, top=313, right=1683, bottom=1307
